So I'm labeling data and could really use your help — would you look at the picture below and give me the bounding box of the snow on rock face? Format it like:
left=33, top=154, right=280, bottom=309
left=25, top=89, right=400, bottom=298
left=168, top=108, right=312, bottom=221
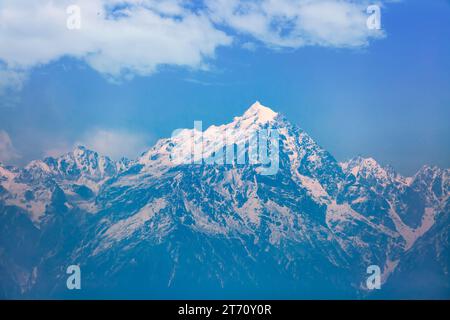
left=0, top=164, right=52, bottom=222
left=0, top=146, right=128, bottom=223
left=410, top=165, right=449, bottom=206
left=19, top=146, right=122, bottom=194
left=138, top=101, right=279, bottom=170
left=1, top=101, right=449, bottom=298
left=239, top=101, right=278, bottom=125
left=388, top=204, right=436, bottom=250
left=96, top=198, right=169, bottom=253
left=43, top=146, right=118, bottom=182
left=340, top=156, right=404, bottom=187
left=297, top=174, right=330, bottom=204
left=234, top=188, right=263, bottom=226
left=0, top=165, right=15, bottom=181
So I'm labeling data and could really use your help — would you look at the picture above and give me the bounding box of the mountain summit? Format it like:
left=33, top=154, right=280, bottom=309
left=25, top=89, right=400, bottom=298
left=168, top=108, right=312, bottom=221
left=241, top=101, right=278, bottom=123
left=0, top=102, right=448, bottom=299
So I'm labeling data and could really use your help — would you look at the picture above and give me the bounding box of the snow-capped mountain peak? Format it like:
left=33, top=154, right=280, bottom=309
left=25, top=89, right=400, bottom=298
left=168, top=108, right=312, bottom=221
left=0, top=102, right=449, bottom=299
left=42, top=145, right=118, bottom=182
left=341, top=156, right=398, bottom=181
left=240, top=101, right=278, bottom=124
left=138, top=101, right=281, bottom=171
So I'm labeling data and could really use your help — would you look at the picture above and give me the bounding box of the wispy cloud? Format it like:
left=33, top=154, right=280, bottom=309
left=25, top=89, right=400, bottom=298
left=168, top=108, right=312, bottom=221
left=0, top=65, right=27, bottom=95
left=76, top=128, right=150, bottom=160
left=43, top=128, right=150, bottom=160
left=207, top=0, right=384, bottom=48
left=0, top=130, right=20, bottom=164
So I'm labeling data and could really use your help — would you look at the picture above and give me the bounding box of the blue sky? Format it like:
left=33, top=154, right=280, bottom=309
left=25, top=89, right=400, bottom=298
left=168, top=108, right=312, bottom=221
left=0, top=0, right=449, bottom=175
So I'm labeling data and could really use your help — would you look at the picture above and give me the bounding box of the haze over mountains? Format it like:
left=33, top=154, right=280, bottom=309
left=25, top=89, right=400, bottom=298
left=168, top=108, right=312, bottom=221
left=0, top=102, right=448, bottom=299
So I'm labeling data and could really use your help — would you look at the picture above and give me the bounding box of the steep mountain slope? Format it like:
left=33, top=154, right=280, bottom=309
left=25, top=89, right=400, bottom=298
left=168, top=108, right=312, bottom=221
left=0, top=102, right=448, bottom=299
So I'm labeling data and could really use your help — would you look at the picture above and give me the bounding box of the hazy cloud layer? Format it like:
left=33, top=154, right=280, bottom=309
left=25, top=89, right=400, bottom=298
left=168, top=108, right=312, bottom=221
left=76, top=128, right=150, bottom=160
left=43, top=128, right=149, bottom=161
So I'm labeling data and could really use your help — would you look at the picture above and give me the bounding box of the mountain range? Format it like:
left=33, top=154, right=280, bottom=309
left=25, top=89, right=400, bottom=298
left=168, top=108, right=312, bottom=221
left=0, top=102, right=448, bottom=299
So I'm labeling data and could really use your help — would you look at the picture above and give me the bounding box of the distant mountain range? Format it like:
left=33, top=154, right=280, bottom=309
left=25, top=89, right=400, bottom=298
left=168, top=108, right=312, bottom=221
left=0, top=102, right=448, bottom=299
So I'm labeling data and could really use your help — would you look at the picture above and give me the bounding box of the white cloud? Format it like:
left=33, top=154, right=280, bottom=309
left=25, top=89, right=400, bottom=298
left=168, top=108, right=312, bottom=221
left=241, top=42, right=258, bottom=51
left=0, top=0, right=231, bottom=86
left=206, top=0, right=384, bottom=48
left=0, top=66, right=27, bottom=95
left=0, top=0, right=386, bottom=92
left=77, top=128, right=150, bottom=160
left=0, top=130, right=20, bottom=163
